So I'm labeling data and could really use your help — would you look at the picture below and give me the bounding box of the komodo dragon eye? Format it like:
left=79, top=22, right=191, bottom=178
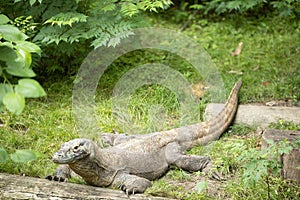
left=73, top=144, right=82, bottom=151
left=72, top=142, right=85, bottom=151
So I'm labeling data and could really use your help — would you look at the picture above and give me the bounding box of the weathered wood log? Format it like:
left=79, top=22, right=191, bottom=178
left=261, top=129, right=300, bottom=183
left=0, top=173, right=172, bottom=200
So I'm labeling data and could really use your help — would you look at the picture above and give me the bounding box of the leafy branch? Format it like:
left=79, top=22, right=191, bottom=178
left=238, top=139, right=298, bottom=199
left=31, top=0, right=172, bottom=48
left=190, top=0, right=299, bottom=17
left=0, top=14, right=45, bottom=115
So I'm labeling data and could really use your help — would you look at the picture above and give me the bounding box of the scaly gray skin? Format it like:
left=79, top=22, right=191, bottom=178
left=47, top=79, right=242, bottom=194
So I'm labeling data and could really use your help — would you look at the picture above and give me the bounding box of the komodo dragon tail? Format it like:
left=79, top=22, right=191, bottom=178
left=177, top=79, right=242, bottom=149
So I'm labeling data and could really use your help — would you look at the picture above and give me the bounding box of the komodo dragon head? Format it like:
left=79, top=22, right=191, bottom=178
left=52, top=138, right=94, bottom=164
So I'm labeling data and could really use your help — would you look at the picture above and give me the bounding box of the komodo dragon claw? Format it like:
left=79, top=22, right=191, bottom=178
left=119, top=185, right=136, bottom=196
left=202, top=162, right=226, bottom=181
left=45, top=165, right=70, bottom=183
left=210, top=171, right=225, bottom=181
left=45, top=175, right=68, bottom=182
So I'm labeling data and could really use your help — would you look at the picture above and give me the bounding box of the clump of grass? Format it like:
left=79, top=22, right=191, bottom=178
left=153, top=13, right=300, bottom=103
left=0, top=81, right=76, bottom=177
left=225, top=176, right=300, bottom=200
left=166, top=168, right=193, bottom=181
left=269, top=119, right=300, bottom=130
left=146, top=179, right=213, bottom=200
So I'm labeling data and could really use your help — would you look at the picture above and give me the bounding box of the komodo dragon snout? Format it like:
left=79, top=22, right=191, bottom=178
left=52, top=138, right=92, bottom=164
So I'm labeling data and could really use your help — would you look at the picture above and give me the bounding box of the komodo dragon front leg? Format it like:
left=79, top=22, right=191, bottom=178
left=46, top=165, right=73, bottom=182
left=112, top=173, right=152, bottom=195
left=48, top=165, right=152, bottom=194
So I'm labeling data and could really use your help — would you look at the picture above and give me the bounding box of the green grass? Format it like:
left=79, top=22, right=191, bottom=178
left=0, top=79, right=75, bottom=177
left=153, top=13, right=300, bottom=103
left=0, top=12, right=300, bottom=199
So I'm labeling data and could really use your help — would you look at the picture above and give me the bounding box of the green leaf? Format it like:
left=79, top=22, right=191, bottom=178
left=0, top=83, right=13, bottom=102
left=0, top=46, right=17, bottom=63
left=16, top=48, right=32, bottom=68
left=44, top=12, right=88, bottom=27
left=3, top=92, right=25, bottom=115
left=0, top=148, right=8, bottom=162
left=102, top=4, right=116, bottom=12
left=0, top=25, right=28, bottom=41
left=15, top=79, right=46, bottom=98
left=121, top=3, right=139, bottom=17
left=6, top=64, right=36, bottom=77
left=0, top=14, right=10, bottom=25
left=15, top=41, right=41, bottom=56
left=195, top=181, right=208, bottom=194
left=91, top=33, right=110, bottom=49
left=107, top=36, right=120, bottom=47
left=10, top=149, right=38, bottom=162
left=1, top=41, right=14, bottom=49
left=0, top=46, right=35, bottom=77
left=30, top=0, right=38, bottom=6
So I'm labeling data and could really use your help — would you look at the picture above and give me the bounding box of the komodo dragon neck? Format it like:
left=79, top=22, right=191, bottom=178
left=64, top=141, right=119, bottom=187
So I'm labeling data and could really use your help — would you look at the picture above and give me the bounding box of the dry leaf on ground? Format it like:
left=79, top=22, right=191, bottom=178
left=231, top=42, right=243, bottom=56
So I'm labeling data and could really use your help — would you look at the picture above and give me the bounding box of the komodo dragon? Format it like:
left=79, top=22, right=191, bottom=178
left=47, top=79, right=242, bottom=194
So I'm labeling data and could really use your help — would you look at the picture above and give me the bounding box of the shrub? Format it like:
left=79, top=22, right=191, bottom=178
left=0, top=14, right=45, bottom=115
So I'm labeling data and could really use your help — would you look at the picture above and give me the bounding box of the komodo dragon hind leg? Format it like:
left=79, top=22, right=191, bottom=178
left=45, top=165, right=73, bottom=182
left=112, top=173, right=152, bottom=195
left=165, top=142, right=223, bottom=180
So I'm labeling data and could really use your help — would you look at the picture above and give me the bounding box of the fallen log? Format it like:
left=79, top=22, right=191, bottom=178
left=0, top=173, right=172, bottom=200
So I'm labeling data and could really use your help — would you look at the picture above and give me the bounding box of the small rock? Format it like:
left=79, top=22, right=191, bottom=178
left=266, top=101, right=277, bottom=106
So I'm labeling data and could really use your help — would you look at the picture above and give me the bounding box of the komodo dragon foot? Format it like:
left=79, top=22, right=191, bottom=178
left=113, top=173, right=152, bottom=195
left=45, top=165, right=71, bottom=182
left=202, top=161, right=225, bottom=181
